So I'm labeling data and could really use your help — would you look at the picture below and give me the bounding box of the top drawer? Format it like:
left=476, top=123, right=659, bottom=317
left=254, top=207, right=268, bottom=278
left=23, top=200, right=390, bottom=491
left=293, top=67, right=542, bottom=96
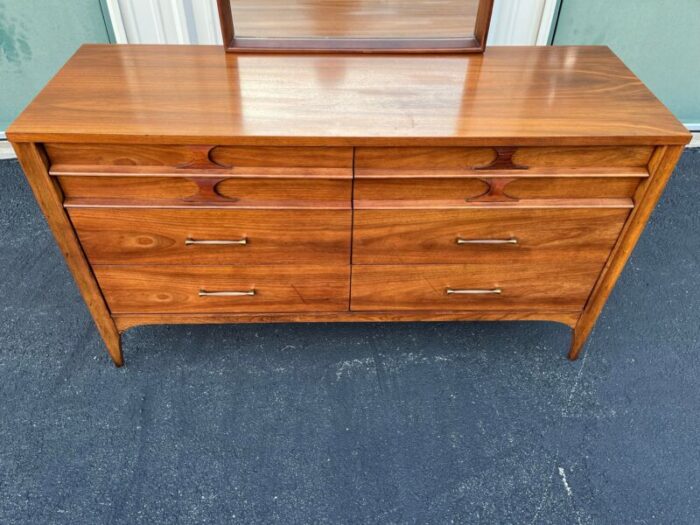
left=45, top=144, right=353, bottom=177
left=354, top=146, right=652, bottom=208
left=47, top=144, right=353, bottom=209
left=355, top=146, right=654, bottom=174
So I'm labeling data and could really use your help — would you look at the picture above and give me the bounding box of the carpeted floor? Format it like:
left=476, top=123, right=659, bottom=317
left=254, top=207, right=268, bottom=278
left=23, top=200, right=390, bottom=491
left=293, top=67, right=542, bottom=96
left=1, top=150, right=698, bottom=524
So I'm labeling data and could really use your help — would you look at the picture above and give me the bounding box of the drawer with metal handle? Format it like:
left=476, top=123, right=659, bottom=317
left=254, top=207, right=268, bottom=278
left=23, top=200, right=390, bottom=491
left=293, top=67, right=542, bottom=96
left=350, top=262, right=605, bottom=312
left=352, top=208, right=629, bottom=265
left=69, top=209, right=351, bottom=265
left=93, top=265, right=350, bottom=314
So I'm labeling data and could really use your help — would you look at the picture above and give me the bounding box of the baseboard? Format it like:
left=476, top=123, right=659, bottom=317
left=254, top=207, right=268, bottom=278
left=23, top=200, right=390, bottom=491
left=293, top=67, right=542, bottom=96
left=0, top=140, right=17, bottom=160
left=689, top=133, right=700, bottom=149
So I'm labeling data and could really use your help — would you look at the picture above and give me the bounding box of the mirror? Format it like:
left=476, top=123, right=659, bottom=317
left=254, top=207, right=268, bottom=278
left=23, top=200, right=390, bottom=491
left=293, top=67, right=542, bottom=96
left=217, top=0, right=494, bottom=53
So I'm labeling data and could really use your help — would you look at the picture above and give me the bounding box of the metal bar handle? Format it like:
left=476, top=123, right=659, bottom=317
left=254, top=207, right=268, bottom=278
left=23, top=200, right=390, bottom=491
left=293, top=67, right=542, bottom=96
left=199, top=290, right=255, bottom=297
left=456, top=238, right=518, bottom=245
left=186, top=238, right=247, bottom=246
left=446, top=288, right=502, bottom=295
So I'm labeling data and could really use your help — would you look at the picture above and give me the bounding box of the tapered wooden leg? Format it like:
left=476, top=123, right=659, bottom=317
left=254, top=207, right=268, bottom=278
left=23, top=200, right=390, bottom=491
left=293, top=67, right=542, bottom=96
left=566, top=145, right=684, bottom=362
left=568, top=327, right=587, bottom=361
left=106, top=333, right=124, bottom=367
left=13, top=142, right=124, bottom=367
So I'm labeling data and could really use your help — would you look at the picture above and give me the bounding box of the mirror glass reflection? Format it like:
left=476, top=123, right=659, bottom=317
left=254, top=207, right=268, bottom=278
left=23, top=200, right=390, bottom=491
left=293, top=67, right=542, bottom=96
left=229, top=0, right=480, bottom=40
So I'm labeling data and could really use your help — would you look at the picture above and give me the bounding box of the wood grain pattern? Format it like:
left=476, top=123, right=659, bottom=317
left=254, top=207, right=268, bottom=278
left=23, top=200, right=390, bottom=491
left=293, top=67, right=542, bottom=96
left=11, top=143, right=124, bottom=367
left=46, top=144, right=353, bottom=170
left=355, top=146, right=655, bottom=170
left=351, top=262, right=605, bottom=312
left=353, top=208, right=629, bottom=265
left=568, top=145, right=686, bottom=360
left=115, top=310, right=580, bottom=332
left=504, top=177, right=641, bottom=200
left=356, top=147, right=496, bottom=170
left=69, top=209, right=351, bottom=265
left=94, top=265, right=350, bottom=314
left=58, top=176, right=351, bottom=209
left=356, top=178, right=489, bottom=202
left=7, top=46, right=690, bottom=147
left=514, top=146, right=654, bottom=168
left=354, top=177, right=642, bottom=206
left=355, top=198, right=634, bottom=210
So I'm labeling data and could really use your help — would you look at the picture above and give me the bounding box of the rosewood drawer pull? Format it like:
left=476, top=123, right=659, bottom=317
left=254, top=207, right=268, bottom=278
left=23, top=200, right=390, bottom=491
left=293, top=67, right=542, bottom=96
left=185, top=238, right=247, bottom=246
left=456, top=238, right=518, bottom=245
left=446, top=288, right=502, bottom=295
left=199, top=290, right=256, bottom=297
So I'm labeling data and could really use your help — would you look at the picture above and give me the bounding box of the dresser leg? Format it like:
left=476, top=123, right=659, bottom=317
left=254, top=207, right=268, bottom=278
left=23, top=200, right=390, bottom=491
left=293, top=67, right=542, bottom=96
left=567, top=145, right=685, bottom=362
left=568, top=328, right=587, bottom=361
left=107, top=335, right=124, bottom=367
left=13, top=142, right=125, bottom=368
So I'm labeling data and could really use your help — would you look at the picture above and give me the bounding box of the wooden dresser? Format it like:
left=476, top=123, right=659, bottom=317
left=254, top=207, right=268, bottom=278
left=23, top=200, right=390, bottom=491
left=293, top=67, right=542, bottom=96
left=8, top=45, right=690, bottom=367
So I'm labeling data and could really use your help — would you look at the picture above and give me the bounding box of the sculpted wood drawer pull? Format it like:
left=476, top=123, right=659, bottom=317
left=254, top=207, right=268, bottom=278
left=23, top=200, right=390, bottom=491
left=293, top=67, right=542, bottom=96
left=199, top=290, right=256, bottom=297
left=185, top=238, right=247, bottom=246
left=446, top=288, right=502, bottom=295
left=456, top=238, right=518, bottom=245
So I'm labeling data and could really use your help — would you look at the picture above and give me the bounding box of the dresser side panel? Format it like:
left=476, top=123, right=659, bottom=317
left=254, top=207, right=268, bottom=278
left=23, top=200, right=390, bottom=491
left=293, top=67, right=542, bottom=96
left=569, top=145, right=685, bottom=359
left=10, top=142, right=123, bottom=366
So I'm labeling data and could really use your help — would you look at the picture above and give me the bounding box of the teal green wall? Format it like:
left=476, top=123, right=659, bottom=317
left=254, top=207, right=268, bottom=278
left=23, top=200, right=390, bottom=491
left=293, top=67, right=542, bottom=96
left=0, top=0, right=113, bottom=131
left=553, top=0, right=700, bottom=128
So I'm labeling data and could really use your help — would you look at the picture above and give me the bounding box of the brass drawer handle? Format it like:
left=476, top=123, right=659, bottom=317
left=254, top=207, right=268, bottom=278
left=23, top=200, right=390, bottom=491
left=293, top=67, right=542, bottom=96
left=186, top=238, right=247, bottom=246
left=199, top=289, right=255, bottom=297
left=456, top=238, right=518, bottom=245
left=446, top=288, right=502, bottom=295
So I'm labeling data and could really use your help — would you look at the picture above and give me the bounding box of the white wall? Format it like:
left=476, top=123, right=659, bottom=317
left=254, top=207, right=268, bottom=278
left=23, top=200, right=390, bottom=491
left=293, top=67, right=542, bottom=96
left=106, top=0, right=558, bottom=46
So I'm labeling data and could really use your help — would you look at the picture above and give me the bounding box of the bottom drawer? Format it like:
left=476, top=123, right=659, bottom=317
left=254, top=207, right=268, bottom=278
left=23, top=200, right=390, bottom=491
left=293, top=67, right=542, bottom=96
left=351, top=262, right=603, bottom=312
left=94, top=265, right=350, bottom=314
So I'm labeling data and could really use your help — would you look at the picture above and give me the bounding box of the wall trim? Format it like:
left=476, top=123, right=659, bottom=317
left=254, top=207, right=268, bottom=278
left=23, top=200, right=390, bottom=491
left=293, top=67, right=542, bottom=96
left=104, top=0, right=128, bottom=43
left=537, top=0, right=561, bottom=45
left=489, top=0, right=551, bottom=45
left=104, top=0, right=222, bottom=44
left=0, top=140, right=17, bottom=160
left=1, top=132, right=17, bottom=159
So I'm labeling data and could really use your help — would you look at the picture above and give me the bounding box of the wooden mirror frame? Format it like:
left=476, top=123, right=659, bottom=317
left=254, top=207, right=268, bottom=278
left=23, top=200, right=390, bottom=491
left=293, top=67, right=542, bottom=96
left=216, top=0, right=495, bottom=54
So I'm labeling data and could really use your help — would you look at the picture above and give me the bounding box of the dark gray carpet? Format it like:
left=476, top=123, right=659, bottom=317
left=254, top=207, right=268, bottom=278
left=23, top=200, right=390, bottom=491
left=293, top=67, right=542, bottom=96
left=1, top=150, right=698, bottom=524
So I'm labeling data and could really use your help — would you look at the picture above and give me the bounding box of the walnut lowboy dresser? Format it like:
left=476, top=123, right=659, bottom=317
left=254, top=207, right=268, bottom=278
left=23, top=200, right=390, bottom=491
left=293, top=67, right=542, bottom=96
left=8, top=45, right=690, bottom=367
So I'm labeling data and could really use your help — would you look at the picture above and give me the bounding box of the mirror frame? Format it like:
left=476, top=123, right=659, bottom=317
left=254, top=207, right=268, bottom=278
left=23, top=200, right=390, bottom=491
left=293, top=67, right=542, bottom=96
left=216, top=0, right=495, bottom=54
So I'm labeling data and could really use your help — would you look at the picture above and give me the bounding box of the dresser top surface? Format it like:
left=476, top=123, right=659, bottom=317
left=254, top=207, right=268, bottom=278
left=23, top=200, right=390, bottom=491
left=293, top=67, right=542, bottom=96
left=8, top=44, right=690, bottom=146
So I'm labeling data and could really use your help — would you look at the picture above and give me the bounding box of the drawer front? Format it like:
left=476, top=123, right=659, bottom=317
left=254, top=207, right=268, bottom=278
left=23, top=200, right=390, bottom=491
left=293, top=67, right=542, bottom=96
left=94, top=265, right=350, bottom=314
left=69, top=209, right=351, bottom=265
left=46, top=144, right=353, bottom=173
left=58, top=176, right=351, bottom=209
left=355, top=146, right=649, bottom=207
left=354, top=177, right=641, bottom=208
left=355, top=146, right=653, bottom=171
left=353, top=208, right=629, bottom=265
left=351, top=263, right=602, bottom=312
